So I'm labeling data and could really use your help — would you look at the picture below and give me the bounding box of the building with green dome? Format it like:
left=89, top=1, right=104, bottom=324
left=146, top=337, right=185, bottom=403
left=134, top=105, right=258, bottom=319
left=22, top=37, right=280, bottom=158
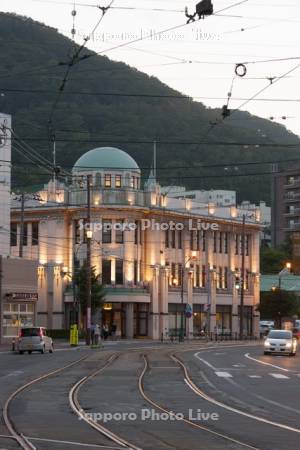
left=9, top=146, right=261, bottom=341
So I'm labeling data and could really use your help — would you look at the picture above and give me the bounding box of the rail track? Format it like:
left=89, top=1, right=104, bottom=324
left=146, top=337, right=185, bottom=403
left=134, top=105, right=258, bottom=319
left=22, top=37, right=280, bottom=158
left=138, top=352, right=262, bottom=450
left=69, top=353, right=142, bottom=450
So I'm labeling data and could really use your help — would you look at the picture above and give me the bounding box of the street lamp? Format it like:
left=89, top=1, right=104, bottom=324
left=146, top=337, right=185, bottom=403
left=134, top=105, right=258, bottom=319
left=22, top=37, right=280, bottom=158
left=272, top=262, right=292, bottom=329
left=179, top=252, right=197, bottom=342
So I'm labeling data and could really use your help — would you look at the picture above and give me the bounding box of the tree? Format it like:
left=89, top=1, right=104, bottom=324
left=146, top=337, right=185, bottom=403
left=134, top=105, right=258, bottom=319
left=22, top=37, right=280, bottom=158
left=257, top=290, right=300, bottom=327
left=260, top=247, right=290, bottom=274
left=74, top=264, right=106, bottom=317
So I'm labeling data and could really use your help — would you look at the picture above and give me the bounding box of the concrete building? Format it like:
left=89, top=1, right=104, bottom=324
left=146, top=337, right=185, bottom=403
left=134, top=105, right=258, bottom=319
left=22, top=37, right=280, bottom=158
left=0, top=257, right=38, bottom=342
left=0, top=113, right=39, bottom=343
left=0, top=113, right=11, bottom=256
left=272, top=169, right=300, bottom=272
left=240, top=200, right=271, bottom=246
left=161, top=186, right=236, bottom=207
left=10, top=146, right=261, bottom=339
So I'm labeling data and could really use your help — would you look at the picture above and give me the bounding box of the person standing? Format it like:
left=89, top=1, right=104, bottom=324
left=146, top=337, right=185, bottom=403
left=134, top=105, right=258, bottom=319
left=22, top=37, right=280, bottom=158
left=94, top=324, right=100, bottom=345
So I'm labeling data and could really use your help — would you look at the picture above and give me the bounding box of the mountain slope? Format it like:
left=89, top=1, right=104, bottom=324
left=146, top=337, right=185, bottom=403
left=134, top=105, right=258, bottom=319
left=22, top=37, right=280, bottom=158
left=1, top=12, right=299, bottom=202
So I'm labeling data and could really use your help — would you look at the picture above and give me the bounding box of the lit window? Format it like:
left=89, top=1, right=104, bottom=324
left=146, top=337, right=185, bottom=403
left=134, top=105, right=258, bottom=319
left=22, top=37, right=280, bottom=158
left=130, top=176, right=135, bottom=188
left=105, top=174, right=111, bottom=188
left=115, top=175, right=122, bottom=188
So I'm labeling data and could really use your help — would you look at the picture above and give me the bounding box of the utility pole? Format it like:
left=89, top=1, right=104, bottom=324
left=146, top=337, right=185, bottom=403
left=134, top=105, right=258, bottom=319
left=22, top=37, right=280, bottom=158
left=86, top=174, right=92, bottom=345
left=0, top=255, right=2, bottom=344
left=239, top=214, right=246, bottom=339
left=19, top=193, right=25, bottom=258
left=179, top=264, right=184, bottom=342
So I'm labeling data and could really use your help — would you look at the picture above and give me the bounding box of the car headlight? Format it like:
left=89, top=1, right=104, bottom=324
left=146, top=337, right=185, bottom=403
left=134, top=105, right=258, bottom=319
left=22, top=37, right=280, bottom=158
left=264, top=341, right=270, bottom=347
left=286, top=342, right=292, bottom=348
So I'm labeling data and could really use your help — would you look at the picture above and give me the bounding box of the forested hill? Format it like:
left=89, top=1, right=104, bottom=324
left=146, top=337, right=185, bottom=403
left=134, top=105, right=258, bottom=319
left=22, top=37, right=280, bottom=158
left=1, top=12, right=300, bottom=202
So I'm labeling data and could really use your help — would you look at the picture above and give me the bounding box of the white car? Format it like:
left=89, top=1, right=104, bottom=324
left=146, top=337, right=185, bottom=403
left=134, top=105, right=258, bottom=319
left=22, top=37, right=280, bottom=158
left=264, top=329, right=297, bottom=356
left=17, top=327, right=54, bottom=354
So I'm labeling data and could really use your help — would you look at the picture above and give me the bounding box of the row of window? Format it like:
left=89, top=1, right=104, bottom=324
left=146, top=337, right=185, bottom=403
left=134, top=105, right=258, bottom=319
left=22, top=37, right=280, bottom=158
left=234, top=234, right=250, bottom=256
left=10, top=222, right=39, bottom=247
left=75, top=220, right=142, bottom=245
left=101, top=259, right=140, bottom=285
left=165, top=230, right=207, bottom=251
left=213, top=232, right=228, bottom=254
left=101, top=174, right=140, bottom=189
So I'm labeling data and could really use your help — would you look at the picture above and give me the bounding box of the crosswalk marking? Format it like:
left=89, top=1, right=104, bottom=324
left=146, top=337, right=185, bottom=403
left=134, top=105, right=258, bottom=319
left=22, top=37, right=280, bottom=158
left=270, top=373, right=290, bottom=379
left=215, top=371, right=232, bottom=378
left=248, top=375, right=262, bottom=378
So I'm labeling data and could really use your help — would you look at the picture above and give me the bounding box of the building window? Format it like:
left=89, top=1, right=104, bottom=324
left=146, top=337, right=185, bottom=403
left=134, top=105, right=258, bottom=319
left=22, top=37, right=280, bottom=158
left=102, top=219, right=112, bottom=243
left=171, top=263, right=176, bottom=285
left=135, top=221, right=139, bottom=245
left=224, top=232, right=228, bottom=254
left=105, top=174, right=111, bottom=188
left=32, top=222, right=39, bottom=246
left=224, top=267, right=228, bottom=289
left=134, top=260, right=138, bottom=285
left=245, top=270, right=250, bottom=290
left=171, top=230, right=176, bottom=249
left=2, top=302, right=35, bottom=338
left=165, top=230, right=169, bottom=248
left=75, top=220, right=81, bottom=244
left=115, top=259, right=124, bottom=285
left=130, top=176, right=135, bottom=188
left=217, top=267, right=223, bottom=289
left=235, top=234, right=239, bottom=255
left=22, top=223, right=28, bottom=246
left=245, top=235, right=250, bottom=256
left=115, top=175, right=122, bottom=188
left=178, top=230, right=182, bottom=249
left=239, top=235, right=243, bottom=255
left=115, top=220, right=124, bottom=244
left=201, top=265, right=206, bottom=287
left=195, top=264, right=200, bottom=287
left=102, top=260, right=111, bottom=285
left=95, top=173, right=101, bottom=187
left=190, top=230, right=195, bottom=251
left=213, top=231, right=217, bottom=253
left=202, top=230, right=206, bottom=251
left=10, top=223, right=17, bottom=247
left=178, top=263, right=183, bottom=286
left=219, top=232, right=223, bottom=253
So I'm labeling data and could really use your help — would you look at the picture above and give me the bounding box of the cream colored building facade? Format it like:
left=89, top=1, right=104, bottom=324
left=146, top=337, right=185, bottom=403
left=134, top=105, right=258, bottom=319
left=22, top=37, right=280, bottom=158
left=10, top=147, right=261, bottom=339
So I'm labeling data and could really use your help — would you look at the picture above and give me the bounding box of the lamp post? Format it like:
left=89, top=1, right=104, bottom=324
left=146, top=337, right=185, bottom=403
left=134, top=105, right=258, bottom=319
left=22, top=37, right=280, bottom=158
left=86, top=174, right=92, bottom=345
left=272, top=262, right=292, bottom=329
left=179, top=252, right=197, bottom=342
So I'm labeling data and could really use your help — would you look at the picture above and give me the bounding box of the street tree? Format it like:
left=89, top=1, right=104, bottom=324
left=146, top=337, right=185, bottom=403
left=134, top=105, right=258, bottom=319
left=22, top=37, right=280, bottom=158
left=257, top=290, right=300, bottom=327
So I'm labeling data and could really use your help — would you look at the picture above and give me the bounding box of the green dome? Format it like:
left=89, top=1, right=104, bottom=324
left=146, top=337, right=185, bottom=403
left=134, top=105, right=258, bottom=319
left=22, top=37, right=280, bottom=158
left=73, top=147, right=139, bottom=172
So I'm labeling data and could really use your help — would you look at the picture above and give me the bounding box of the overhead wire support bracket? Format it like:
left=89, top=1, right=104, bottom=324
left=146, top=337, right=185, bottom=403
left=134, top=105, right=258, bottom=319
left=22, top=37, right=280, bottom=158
left=185, top=1, right=214, bottom=24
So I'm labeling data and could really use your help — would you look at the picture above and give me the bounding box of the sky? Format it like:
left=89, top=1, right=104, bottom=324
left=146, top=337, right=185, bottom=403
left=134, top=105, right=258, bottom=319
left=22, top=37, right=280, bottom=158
left=1, top=0, right=300, bottom=136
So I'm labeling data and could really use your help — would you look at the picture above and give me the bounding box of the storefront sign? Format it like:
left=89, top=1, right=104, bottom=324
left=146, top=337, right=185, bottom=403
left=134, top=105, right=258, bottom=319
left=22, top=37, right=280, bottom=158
left=5, top=293, right=38, bottom=301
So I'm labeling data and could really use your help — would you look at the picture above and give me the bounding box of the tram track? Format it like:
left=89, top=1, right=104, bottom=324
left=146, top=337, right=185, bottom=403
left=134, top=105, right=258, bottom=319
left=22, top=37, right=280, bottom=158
left=138, top=352, right=262, bottom=450
left=69, top=352, right=143, bottom=450
left=2, top=353, right=91, bottom=450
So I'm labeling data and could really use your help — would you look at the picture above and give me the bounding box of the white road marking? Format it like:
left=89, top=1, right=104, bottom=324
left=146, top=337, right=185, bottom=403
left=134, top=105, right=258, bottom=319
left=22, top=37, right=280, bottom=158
left=233, top=363, right=246, bottom=368
left=194, top=352, right=218, bottom=370
left=245, top=353, right=291, bottom=372
left=27, top=436, right=123, bottom=449
left=248, top=375, right=262, bottom=378
left=215, top=371, right=232, bottom=378
left=270, top=373, right=290, bottom=379
left=183, top=377, right=300, bottom=434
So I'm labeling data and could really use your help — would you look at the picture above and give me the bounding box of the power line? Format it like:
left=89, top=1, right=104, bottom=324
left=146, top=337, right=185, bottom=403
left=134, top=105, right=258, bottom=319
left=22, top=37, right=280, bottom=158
left=3, top=86, right=300, bottom=103
left=6, top=136, right=300, bottom=148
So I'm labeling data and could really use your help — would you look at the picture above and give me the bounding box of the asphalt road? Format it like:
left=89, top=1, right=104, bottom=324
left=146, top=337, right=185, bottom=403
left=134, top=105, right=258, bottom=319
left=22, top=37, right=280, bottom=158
left=0, top=341, right=299, bottom=450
